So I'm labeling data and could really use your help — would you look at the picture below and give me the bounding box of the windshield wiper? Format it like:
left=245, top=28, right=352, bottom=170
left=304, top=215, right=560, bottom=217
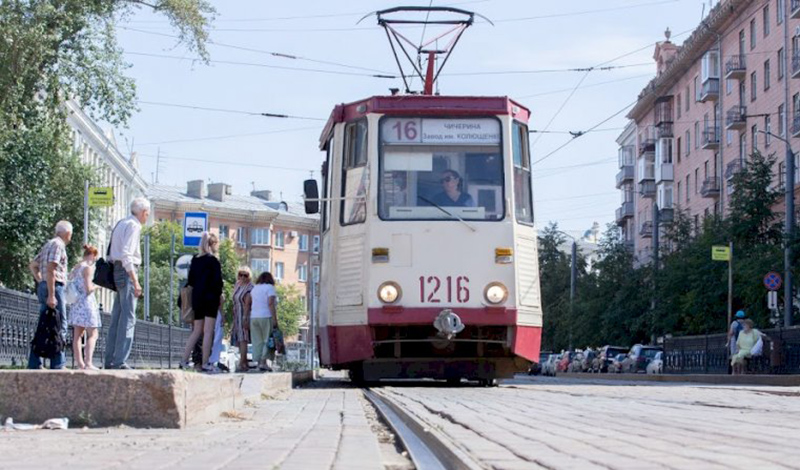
left=417, top=196, right=477, bottom=232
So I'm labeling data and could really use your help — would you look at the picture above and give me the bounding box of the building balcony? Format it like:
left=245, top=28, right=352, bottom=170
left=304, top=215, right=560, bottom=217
left=657, top=122, right=674, bottom=138
left=639, top=180, right=656, bottom=198
left=618, top=145, right=635, bottom=168
left=640, top=221, right=653, bottom=238
left=656, top=163, right=674, bottom=183
left=700, top=177, right=721, bottom=198
left=623, top=239, right=634, bottom=251
left=699, top=78, right=719, bottom=102
left=616, top=165, right=634, bottom=188
left=793, top=112, right=800, bottom=138
left=792, top=0, right=800, bottom=19
left=724, top=55, right=746, bottom=80
left=725, top=105, right=747, bottom=130
left=659, top=207, right=675, bottom=223
left=638, top=157, right=655, bottom=182
left=725, top=160, right=742, bottom=180
left=654, top=98, right=673, bottom=126
left=616, top=201, right=634, bottom=225
left=639, top=126, right=657, bottom=155
left=701, top=126, right=720, bottom=150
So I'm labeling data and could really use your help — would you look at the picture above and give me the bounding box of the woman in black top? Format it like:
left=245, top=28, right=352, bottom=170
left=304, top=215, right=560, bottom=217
left=180, top=231, right=224, bottom=373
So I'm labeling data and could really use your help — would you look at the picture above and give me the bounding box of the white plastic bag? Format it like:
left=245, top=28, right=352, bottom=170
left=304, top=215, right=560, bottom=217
left=64, top=279, right=80, bottom=305
left=751, top=335, right=764, bottom=356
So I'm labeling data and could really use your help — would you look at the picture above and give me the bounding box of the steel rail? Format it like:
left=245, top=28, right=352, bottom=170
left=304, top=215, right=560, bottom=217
left=362, top=389, right=476, bottom=470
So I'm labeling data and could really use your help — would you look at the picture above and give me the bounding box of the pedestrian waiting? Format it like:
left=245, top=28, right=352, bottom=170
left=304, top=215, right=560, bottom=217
left=67, top=244, right=101, bottom=370
left=250, top=271, right=278, bottom=372
left=731, top=319, right=765, bottom=375
left=105, top=197, right=150, bottom=370
left=231, top=266, right=254, bottom=372
left=727, top=310, right=746, bottom=357
left=180, top=231, right=224, bottom=373
left=27, top=220, right=73, bottom=369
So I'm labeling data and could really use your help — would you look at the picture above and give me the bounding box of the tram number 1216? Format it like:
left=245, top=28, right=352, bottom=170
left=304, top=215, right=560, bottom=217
left=419, top=276, right=470, bottom=303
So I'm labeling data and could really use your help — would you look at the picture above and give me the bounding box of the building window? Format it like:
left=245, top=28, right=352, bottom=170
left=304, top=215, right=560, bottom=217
left=219, top=224, right=229, bottom=240
left=779, top=161, right=786, bottom=189
left=779, top=104, right=786, bottom=136
left=726, top=78, right=733, bottom=95
left=750, top=18, right=756, bottom=49
left=275, top=230, right=285, bottom=248
left=685, top=130, right=691, bottom=155
left=752, top=124, right=759, bottom=152
left=764, top=59, right=771, bottom=90
left=695, top=168, right=699, bottom=194
left=298, top=264, right=307, bottom=282
left=750, top=72, right=757, bottom=101
left=694, top=76, right=700, bottom=102
left=677, top=94, right=682, bottom=119
left=740, top=133, right=747, bottom=160
left=778, top=0, right=785, bottom=24
left=677, top=137, right=682, bottom=163
left=236, top=227, right=246, bottom=248
left=251, top=258, right=270, bottom=275
left=685, top=85, right=690, bottom=111
left=765, top=116, right=772, bottom=147
left=298, top=234, right=309, bottom=252
left=779, top=48, right=785, bottom=80
left=313, top=265, right=320, bottom=282
left=275, top=262, right=284, bottom=281
left=727, top=129, right=733, bottom=146
left=685, top=175, right=690, bottom=203
left=764, top=5, right=770, bottom=37
left=312, top=235, right=320, bottom=254
left=694, top=122, right=699, bottom=149
left=251, top=228, right=271, bottom=246
left=677, top=181, right=682, bottom=206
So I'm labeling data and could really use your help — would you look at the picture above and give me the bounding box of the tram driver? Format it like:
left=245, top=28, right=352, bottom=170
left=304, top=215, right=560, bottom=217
left=428, top=169, right=475, bottom=207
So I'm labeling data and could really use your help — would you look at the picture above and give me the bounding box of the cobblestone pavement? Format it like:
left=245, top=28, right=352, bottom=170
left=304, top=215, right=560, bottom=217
left=378, top=376, right=800, bottom=470
left=0, top=382, right=383, bottom=470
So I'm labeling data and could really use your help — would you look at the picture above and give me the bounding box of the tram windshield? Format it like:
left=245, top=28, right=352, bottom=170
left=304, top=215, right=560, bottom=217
left=379, top=117, right=504, bottom=221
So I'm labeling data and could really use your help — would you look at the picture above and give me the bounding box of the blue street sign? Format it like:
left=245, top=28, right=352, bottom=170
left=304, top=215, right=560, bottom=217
left=764, top=271, right=782, bottom=291
left=183, top=212, right=208, bottom=247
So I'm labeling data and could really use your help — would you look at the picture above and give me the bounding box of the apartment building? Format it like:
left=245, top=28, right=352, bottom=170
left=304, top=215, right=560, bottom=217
left=149, top=180, right=320, bottom=308
left=66, top=101, right=148, bottom=310
left=618, top=0, right=800, bottom=264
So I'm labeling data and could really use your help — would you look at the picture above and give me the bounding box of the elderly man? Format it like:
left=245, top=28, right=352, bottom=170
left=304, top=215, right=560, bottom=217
left=28, top=220, right=73, bottom=369
left=105, top=197, right=150, bottom=370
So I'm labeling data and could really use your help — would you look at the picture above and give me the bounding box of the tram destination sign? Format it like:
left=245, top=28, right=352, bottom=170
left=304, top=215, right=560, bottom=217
left=381, top=118, right=500, bottom=145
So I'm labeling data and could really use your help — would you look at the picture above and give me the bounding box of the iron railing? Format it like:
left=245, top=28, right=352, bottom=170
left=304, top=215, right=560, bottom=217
left=0, top=286, right=190, bottom=368
left=664, top=326, right=800, bottom=374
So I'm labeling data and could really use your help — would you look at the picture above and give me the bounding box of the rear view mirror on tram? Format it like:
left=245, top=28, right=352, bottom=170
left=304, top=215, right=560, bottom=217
left=303, top=179, right=320, bottom=214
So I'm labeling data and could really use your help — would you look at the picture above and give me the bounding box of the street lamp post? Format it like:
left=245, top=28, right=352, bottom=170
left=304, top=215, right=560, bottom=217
left=758, top=130, right=794, bottom=327
left=555, top=230, right=578, bottom=349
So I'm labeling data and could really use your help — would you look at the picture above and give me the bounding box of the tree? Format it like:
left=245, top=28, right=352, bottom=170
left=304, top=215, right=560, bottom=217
left=275, top=284, right=305, bottom=339
left=0, top=0, right=214, bottom=290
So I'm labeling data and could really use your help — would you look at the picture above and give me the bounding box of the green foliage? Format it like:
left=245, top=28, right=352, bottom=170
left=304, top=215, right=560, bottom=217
left=275, top=284, right=306, bottom=339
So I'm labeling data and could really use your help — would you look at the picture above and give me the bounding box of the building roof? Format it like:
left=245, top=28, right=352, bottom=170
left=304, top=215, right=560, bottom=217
left=147, top=184, right=319, bottom=227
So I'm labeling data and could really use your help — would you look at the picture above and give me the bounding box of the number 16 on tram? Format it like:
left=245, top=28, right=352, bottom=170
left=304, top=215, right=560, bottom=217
left=303, top=95, right=542, bottom=384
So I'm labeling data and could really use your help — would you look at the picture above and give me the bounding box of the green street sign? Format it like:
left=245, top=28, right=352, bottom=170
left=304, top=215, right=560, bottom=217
left=711, top=245, right=730, bottom=261
left=88, top=187, right=114, bottom=207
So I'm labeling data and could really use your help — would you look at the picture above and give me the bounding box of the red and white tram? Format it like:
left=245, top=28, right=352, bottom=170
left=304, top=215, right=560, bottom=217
left=302, top=8, right=542, bottom=384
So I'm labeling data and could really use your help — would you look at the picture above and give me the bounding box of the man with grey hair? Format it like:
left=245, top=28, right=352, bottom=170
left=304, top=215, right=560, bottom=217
left=105, top=197, right=150, bottom=369
left=27, top=220, right=73, bottom=369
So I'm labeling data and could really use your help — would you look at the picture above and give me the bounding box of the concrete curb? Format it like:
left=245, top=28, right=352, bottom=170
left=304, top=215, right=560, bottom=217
left=556, top=372, right=800, bottom=386
left=0, top=369, right=316, bottom=429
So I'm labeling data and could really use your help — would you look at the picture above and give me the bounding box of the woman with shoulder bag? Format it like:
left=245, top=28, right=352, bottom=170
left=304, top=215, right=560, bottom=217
left=179, top=232, right=224, bottom=373
left=67, top=245, right=101, bottom=370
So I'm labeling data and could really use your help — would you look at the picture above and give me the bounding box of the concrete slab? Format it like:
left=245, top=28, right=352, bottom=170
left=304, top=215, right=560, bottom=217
left=0, top=370, right=312, bottom=428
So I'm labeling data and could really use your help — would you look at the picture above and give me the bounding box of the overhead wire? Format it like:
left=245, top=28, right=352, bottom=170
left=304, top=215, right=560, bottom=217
left=136, top=101, right=326, bottom=121
left=138, top=153, right=313, bottom=173
left=136, top=126, right=320, bottom=146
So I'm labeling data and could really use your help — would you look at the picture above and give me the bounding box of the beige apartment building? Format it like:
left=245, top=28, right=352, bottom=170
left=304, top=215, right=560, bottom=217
left=148, top=180, right=320, bottom=308
left=618, top=0, right=800, bottom=264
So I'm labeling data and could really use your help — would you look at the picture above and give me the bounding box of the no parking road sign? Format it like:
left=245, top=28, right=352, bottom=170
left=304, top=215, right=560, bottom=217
left=764, top=271, right=782, bottom=291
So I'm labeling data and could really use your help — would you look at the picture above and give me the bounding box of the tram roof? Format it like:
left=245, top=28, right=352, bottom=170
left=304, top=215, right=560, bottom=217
left=319, top=95, right=530, bottom=149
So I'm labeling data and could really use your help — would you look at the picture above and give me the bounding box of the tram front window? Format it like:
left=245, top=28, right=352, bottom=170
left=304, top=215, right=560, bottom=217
left=379, top=117, right=504, bottom=221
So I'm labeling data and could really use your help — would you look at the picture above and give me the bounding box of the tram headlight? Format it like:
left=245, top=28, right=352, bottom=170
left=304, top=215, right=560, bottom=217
left=484, top=282, right=508, bottom=305
left=378, top=281, right=402, bottom=304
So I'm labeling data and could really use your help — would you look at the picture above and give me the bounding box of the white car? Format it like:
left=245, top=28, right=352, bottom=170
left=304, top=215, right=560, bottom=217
left=646, top=351, right=664, bottom=374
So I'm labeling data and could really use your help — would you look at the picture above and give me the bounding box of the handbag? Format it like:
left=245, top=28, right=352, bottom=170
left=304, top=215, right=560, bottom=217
left=271, top=327, right=285, bottom=355
left=30, top=307, right=65, bottom=358
left=64, top=278, right=81, bottom=305
left=93, top=221, right=122, bottom=291
left=180, top=285, right=194, bottom=323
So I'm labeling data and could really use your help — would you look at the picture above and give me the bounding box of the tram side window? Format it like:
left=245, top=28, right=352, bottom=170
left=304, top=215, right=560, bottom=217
left=322, top=138, right=333, bottom=233
left=513, top=121, right=534, bottom=224
left=341, top=121, right=368, bottom=226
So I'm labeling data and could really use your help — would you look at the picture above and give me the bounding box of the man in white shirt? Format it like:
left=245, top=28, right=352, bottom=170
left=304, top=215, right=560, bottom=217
left=105, top=197, right=150, bottom=370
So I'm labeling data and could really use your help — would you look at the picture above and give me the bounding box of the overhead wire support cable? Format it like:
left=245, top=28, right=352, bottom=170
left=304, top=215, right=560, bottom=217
left=137, top=101, right=326, bottom=121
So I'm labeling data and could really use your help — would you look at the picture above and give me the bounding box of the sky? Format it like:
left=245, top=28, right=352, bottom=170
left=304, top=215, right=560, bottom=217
left=114, top=0, right=713, bottom=233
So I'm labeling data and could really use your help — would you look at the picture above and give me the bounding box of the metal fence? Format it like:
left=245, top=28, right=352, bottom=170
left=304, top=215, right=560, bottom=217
left=664, top=326, right=800, bottom=374
left=0, top=286, right=190, bottom=369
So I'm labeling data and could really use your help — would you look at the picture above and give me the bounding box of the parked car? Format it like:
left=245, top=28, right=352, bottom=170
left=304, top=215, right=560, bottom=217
left=598, top=345, right=629, bottom=373
left=580, top=349, right=597, bottom=372
left=529, top=351, right=553, bottom=375
left=607, top=353, right=627, bottom=373
left=542, top=354, right=561, bottom=376
left=646, top=351, right=664, bottom=374
left=556, top=352, right=575, bottom=373
left=622, top=344, right=663, bottom=373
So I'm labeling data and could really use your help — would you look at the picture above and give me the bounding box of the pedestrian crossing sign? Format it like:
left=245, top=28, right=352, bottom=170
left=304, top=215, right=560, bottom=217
left=711, top=245, right=730, bottom=261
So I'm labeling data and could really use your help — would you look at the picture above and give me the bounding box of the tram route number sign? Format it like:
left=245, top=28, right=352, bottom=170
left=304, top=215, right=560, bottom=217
left=382, top=118, right=501, bottom=145
left=764, top=271, right=782, bottom=291
left=419, top=275, right=470, bottom=304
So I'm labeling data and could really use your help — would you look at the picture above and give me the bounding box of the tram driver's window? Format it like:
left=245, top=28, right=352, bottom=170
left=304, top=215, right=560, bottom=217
left=341, top=121, right=368, bottom=226
left=513, top=121, right=534, bottom=224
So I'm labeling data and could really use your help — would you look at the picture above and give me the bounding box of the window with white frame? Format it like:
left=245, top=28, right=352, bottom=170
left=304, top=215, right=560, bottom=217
left=251, top=258, right=270, bottom=275
left=275, top=231, right=285, bottom=248
left=778, top=0, right=785, bottom=24
left=298, top=264, right=307, bottom=282
left=765, top=59, right=771, bottom=90
left=750, top=72, right=757, bottom=101
left=779, top=104, right=786, bottom=136
left=236, top=227, right=246, bottom=248
left=298, top=234, right=309, bottom=251
left=251, top=228, right=271, bottom=246
left=313, top=265, right=320, bottom=282
left=219, top=224, right=229, bottom=240
left=763, top=5, right=770, bottom=37
left=779, top=48, right=785, bottom=79
left=312, top=235, right=320, bottom=253
left=765, top=116, right=772, bottom=147
left=750, top=18, right=756, bottom=49
left=275, top=262, right=285, bottom=281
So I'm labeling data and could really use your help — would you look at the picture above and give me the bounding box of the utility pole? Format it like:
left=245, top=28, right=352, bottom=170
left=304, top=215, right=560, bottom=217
left=83, top=180, right=89, bottom=245
left=168, top=233, right=175, bottom=368
left=555, top=230, right=578, bottom=350
left=652, top=203, right=660, bottom=342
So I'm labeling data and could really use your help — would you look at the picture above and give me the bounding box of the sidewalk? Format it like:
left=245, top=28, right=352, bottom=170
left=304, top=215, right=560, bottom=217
left=0, top=384, right=383, bottom=470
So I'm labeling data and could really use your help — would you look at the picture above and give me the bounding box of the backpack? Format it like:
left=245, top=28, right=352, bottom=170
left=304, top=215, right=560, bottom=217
left=30, top=307, right=65, bottom=358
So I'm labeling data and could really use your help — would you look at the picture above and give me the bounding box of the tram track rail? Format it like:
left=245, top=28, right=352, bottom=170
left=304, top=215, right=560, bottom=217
left=362, top=388, right=480, bottom=470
